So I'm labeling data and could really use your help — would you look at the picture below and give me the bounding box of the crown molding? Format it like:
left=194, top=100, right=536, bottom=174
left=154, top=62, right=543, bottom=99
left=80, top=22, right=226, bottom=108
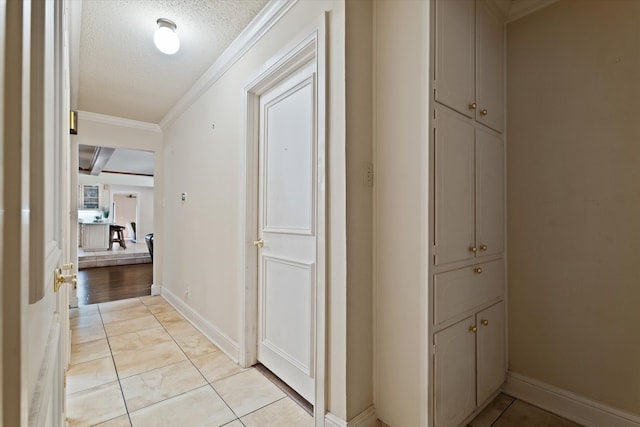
left=159, top=0, right=299, bottom=129
left=506, top=0, right=560, bottom=23
left=78, top=111, right=162, bottom=133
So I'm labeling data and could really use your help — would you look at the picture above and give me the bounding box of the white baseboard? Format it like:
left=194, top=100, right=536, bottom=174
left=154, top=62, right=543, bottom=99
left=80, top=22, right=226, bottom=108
left=150, top=283, right=161, bottom=296
left=161, top=287, right=239, bottom=361
left=325, top=406, right=377, bottom=427
left=505, top=372, right=640, bottom=427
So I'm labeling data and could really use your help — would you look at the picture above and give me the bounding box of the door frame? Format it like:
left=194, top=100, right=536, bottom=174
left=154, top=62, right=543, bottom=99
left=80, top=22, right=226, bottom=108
left=240, top=13, right=327, bottom=425
left=110, top=190, right=141, bottom=241
left=70, top=139, right=161, bottom=303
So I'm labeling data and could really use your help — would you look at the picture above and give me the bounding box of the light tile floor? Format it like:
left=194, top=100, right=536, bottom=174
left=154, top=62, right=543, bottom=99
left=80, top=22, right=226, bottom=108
left=67, top=296, right=313, bottom=427
left=469, top=393, right=583, bottom=427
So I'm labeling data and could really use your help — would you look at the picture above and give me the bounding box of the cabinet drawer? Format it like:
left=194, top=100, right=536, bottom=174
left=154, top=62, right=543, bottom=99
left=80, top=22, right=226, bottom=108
left=434, top=259, right=504, bottom=325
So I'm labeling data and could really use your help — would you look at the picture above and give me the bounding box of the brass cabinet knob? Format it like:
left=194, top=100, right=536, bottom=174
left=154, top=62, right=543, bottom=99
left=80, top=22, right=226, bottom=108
left=480, top=109, right=488, bottom=116
left=253, top=239, right=264, bottom=248
left=474, top=267, right=483, bottom=274
left=468, top=102, right=477, bottom=110
left=481, top=319, right=489, bottom=326
left=469, top=246, right=478, bottom=253
left=470, top=325, right=478, bottom=333
left=479, top=244, right=488, bottom=251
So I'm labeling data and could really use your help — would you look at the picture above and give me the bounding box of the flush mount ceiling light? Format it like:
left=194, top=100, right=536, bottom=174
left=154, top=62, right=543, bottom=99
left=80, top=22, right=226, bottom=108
left=154, top=18, right=180, bottom=55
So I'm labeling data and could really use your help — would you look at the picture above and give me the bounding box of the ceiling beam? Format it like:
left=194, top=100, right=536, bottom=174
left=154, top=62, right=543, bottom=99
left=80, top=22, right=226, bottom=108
left=89, top=146, right=115, bottom=176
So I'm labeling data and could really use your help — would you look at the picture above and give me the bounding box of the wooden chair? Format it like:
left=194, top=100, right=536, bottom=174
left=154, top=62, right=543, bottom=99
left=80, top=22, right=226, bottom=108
left=109, top=225, right=127, bottom=250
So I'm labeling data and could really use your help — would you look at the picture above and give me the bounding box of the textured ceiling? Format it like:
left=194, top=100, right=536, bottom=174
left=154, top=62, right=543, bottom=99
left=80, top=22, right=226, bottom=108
left=77, top=0, right=268, bottom=124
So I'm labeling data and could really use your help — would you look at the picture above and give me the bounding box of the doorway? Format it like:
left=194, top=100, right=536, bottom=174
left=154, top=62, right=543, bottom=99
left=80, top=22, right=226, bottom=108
left=112, top=192, right=139, bottom=242
left=73, top=144, right=156, bottom=306
left=242, top=20, right=327, bottom=423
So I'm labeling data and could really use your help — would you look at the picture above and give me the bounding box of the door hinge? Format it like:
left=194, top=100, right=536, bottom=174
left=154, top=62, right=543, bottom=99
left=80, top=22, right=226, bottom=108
left=432, top=344, right=437, bottom=355
left=363, top=162, right=374, bottom=187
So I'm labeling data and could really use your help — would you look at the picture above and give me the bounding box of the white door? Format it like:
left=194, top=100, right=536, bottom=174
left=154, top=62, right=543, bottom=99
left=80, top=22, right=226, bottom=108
left=2, top=0, right=71, bottom=425
left=256, top=62, right=317, bottom=403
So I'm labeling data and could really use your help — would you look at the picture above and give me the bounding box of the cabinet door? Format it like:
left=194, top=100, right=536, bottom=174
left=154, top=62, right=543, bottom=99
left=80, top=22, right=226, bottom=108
left=435, top=0, right=475, bottom=117
left=476, top=301, right=505, bottom=405
left=434, top=317, right=476, bottom=427
left=476, top=0, right=504, bottom=133
left=435, top=106, right=475, bottom=265
left=476, top=127, right=504, bottom=258
left=82, top=184, right=100, bottom=209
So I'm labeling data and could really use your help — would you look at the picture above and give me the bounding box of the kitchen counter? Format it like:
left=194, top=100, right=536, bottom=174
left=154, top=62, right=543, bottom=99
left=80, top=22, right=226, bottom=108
left=80, top=222, right=109, bottom=251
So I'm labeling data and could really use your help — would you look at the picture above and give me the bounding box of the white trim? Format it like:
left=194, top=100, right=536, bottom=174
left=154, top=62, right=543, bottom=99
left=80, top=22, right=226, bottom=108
left=161, top=286, right=239, bottom=361
left=505, top=0, right=559, bottom=23
left=77, top=110, right=161, bottom=133
left=324, top=413, right=346, bottom=427
left=67, top=0, right=81, bottom=109
left=325, top=406, right=377, bottom=427
left=159, top=0, right=298, bottom=129
left=505, top=372, right=640, bottom=427
left=150, top=283, right=161, bottom=296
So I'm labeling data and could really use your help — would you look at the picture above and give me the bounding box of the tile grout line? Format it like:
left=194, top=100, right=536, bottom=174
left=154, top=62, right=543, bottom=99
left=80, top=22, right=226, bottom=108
left=489, top=397, right=517, bottom=427
left=72, top=297, right=306, bottom=426
left=145, top=297, right=309, bottom=423
left=142, top=297, right=245, bottom=425
left=143, top=296, right=293, bottom=424
left=97, top=300, right=135, bottom=427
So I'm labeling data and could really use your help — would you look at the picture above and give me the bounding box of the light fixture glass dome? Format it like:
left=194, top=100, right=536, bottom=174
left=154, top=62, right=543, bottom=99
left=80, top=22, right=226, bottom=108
left=154, top=18, right=180, bottom=55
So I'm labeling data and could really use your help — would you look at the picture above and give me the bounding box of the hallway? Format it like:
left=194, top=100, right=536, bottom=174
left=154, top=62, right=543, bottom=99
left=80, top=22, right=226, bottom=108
left=67, top=296, right=312, bottom=426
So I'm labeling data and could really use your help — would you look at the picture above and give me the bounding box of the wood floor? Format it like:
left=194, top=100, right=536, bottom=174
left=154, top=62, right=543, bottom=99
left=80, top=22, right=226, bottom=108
left=77, top=263, right=153, bottom=305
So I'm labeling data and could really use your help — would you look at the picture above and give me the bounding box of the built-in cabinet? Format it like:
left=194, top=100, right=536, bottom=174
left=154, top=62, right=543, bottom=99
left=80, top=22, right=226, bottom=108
left=435, top=0, right=504, bottom=133
left=81, top=223, right=109, bottom=251
left=434, top=301, right=505, bottom=427
left=372, top=1, right=505, bottom=425
left=81, top=184, right=101, bottom=209
left=434, top=106, right=504, bottom=266
left=432, top=1, right=506, bottom=426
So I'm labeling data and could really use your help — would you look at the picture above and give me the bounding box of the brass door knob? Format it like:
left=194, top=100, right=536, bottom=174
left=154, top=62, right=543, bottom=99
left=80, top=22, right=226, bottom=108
left=481, top=319, right=489, bottom=326
left=468, top=102, right=477, bottom=110
left=54, top=268, right=77, bottom=293
left=253, top=239, right=264, bottom=248
left=469, top=246, right=477, bottom=253
left=470, top=326, right=478, bottom=333
left=479, top=244, right=488, bottom=251
left=480, top=109, right=488, bottom=116
left=474, top=267, right=483, bottom=274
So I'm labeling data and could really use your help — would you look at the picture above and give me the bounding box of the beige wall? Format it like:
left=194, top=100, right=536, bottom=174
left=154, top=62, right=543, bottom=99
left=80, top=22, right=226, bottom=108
left=507, top=0, right=640, bottom=414
left=345, top=0, right=374, bottom=420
